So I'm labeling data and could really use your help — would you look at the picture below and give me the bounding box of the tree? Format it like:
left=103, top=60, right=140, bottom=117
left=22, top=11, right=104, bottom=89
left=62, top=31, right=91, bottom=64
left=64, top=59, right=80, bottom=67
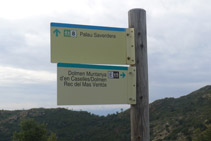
left=194, top=126, right=211, bottom=141
left=13, top=119, right=57, bottom=141
left=48, top=132, right=57, bottom=141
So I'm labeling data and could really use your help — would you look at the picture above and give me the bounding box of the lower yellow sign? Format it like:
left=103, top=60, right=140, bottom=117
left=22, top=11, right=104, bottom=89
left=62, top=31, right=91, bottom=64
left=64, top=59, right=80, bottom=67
left=57, top=63, right=136, bottom=105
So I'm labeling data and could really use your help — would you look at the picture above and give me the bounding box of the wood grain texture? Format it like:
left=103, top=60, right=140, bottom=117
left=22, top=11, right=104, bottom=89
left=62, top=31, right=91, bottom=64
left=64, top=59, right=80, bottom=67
left=129, top=9, right=150, bottom=141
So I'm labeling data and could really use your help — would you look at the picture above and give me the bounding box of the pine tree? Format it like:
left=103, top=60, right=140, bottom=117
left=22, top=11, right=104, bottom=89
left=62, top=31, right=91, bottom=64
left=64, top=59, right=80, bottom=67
left=13, top=119, right=57, bottom=141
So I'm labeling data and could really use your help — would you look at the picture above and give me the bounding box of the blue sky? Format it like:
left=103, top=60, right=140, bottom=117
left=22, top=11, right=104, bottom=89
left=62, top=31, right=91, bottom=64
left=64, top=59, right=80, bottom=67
left=0, top=0, right=211, bottom=115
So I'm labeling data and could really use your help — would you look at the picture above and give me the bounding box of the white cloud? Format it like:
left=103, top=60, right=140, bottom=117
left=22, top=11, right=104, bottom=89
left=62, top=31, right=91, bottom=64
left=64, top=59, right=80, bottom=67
left=0, top=102, right=41, bottom=110
left=0, top=66, right=56, bottom=85
left=0, top=0, right=211, bottom=114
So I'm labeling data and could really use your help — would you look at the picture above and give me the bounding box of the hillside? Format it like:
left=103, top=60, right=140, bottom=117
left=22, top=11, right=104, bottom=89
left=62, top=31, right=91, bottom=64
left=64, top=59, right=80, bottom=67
left=0, top=85, right=210, bottom=141
left=150, top=85, right=211, bottom=140
left=0, top=108, right=130, bottom=141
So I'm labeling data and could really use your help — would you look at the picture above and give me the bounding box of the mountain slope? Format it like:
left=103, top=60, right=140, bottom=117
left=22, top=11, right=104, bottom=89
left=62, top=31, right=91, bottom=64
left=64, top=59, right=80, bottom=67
left=0, top=85, right=210, bottom=141
left=150, top=85, right=211, bottom=140
left=0, top=108, right=130, bottom=141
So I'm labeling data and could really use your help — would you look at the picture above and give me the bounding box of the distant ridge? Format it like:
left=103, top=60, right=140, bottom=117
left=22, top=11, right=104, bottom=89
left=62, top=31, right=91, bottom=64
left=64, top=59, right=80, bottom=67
left=150, top=85, right=211, bottom=140
left=0, top=85, right=210, bottom=141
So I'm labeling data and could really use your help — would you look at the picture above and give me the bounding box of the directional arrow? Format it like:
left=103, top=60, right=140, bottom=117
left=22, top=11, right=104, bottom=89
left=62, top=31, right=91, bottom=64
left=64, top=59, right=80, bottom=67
left=53, top=29, right=61, bottom=37
left=120, top=72, right=126, bottom=78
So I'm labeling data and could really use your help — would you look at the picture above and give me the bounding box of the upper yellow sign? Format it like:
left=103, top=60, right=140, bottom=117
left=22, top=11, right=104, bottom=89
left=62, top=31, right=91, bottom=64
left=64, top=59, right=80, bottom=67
left=51, top=22, right=135, bottom=65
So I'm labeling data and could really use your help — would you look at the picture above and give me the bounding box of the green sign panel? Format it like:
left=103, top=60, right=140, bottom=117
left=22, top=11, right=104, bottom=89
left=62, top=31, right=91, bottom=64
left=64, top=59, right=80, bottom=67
left=57, top=63, right=136, bottom=105
left=51, top=23, right=135, bottom=65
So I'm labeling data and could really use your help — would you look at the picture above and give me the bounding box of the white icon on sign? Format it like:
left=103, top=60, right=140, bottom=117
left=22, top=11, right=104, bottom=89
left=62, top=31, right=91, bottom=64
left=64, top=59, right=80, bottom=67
left=108, top=71, right=114, bottom=79
left=108, top=71, right=119, bottom=79
left=71, top=30, right=77, bottom=37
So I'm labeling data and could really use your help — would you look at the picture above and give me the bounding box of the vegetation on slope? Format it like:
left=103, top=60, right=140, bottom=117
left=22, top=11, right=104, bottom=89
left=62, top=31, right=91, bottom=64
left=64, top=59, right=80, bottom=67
left=150, top=85, right=211, bottom=140
left=0, top=85, right=210, bottom=141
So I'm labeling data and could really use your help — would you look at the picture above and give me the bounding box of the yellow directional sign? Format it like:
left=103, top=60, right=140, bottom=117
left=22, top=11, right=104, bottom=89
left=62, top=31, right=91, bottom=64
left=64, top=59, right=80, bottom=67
left=57, top=63, right=136, bottom=105
left=51, top=23, right=135, bottom=65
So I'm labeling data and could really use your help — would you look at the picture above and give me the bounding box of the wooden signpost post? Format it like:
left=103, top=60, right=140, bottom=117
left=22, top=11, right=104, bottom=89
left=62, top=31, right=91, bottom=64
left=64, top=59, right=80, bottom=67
left=129, top=9, right=149, bottom=141
left=51, top=8, right=149, bottom=141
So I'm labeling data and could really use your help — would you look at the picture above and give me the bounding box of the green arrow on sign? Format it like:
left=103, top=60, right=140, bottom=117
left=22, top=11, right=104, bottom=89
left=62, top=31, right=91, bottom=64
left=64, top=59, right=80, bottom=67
left=120, top=72, right=126, bottom=78
left=53, top=29, right=61, bottom=37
